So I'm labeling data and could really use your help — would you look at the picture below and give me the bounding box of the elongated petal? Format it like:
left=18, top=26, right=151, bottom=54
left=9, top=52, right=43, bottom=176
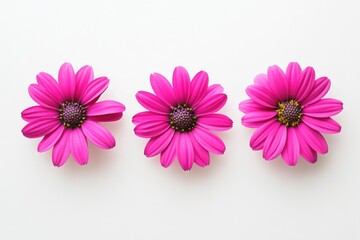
left=241, top=110, right=277, bottom=128
left=144, top=128, right=175, bottom=157
left=134, top=121, right=170, bottom=138
left=21, top=106, right=58, bottom=122
left=286, top=62, right=302, bottom=99
left=22, top=119, right=60, bottom=138
left=188, top=71, right=209, bottom=106
left=193, top=127, right=225, bottom=154
left=172, top=66, right=190, bottom=104
left=75, top=65, right=94, bottom=101
left=245, top=84, right=277, bottom=108
left=81, top=77, right=109, bottom=105
left=38, top=125, right=65, bottom=152
left=150, top=73, right=176, bottom=107
left=296, top=128, right=317, bottom=163
left=263, top=124, right=287, bottom=160
left=82, top=121, right=115, bottom=149
left=253, top=73, right=268, bottom=86
left=239, top=99, right=266, bottom=114
left=302, top=116, right=341, bottom=134
left=207, top=84, right=224, bottom=97
left=132, top=111, right=169, bottom=124
left=198, top=114, right=233, bottom=131
left=136, top=91, right=170, bottom=114
left=58, top=63, right=76, bottom=100
left=303, top=98, right=343, bottom=118
left=52, top=129, right=71, bottom=167
left=177, top=133, right=194, bottom=171
left=250, top=120, right=280, bottom=150
left=28, top=84, right=59, bottom=109
left=295, top=67, right=315, bottom=102
left=160, top=134, right=178, bottom=168
left=268, top=65, right=288, bottom=101
left=87, top=100, right=125, bottom=119
left=297, top=123, right=328, bottom=154
left=188, top=131, right=210, bottom=167
left=36, top=72, right=64, bottom=103
left=302, top=77, right=330, bottom=106
left=195, top=94, right=227, bottom=115
left=281, top=128, right=299, bottom=166
left=70, top=128, right=88, bottom=165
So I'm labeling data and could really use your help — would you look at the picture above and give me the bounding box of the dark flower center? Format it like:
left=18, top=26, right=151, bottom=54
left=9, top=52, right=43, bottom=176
left=59, top=101, right=87, bottom=129
left=170, top=104, right=197, bottom=132
left=276, top=100, right=302, bottom=127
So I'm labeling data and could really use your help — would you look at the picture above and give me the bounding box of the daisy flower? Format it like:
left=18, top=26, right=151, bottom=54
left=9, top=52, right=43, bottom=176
left=239, top=62, right=343, bottom=165
left=21, top=63, right=125, bottom=167
left=133, top=66, right=233, bottom=171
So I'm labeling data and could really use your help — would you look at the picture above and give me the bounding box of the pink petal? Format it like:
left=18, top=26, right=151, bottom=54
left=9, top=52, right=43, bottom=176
left=188, top=71, right=209, bottom=107
left=58, top=63, right=76, bottom=100
left=87, top=100, right=125, bottom=122
left=295, top=128, right=317, bottom=163
left=136, top=91, right=170, bottom=114
left=36, top=72, right=64, bottom=103
left=69, top=128, right=89, bottom=165
left=22, top=119, right=60, bottom=138
left=52, top=129, right=71, bottom=167
left=263, top=124, right=287, bottom=160
left=38, top=125, right=65, bottom=152
left=172, top=66, right=190, bottom=104
left=302, top=77, right=331, bottom=106
left=160, top=133, right=178, bottom=168
left=177, top=133, right=194, bottom=171
left=302, top=116, right=341, bottom=134
left=198, top=114, right=233, bottom=131
left=245, top=84, right=277, bottom=108
left=207, top=84, right=224, bottom=97
left=21, top=106, right=58, bottom=122
left=281, top=128, right=299, bottom=166
left=239, top=99, right=266, bottom=114
left=241, top=110, right=277, bottom=128
left=297, top=123, right=328, bottom=154
left=134, top=121, right=170, bottom=138
left=75, top=65, right=94, bottom=101
left=132, top=111, right=169, bottom=124
left=193, top=126, right=225, bottom=154
left=150, top=73, right=176, bottom=107
left=267, top=65, right=288, bottom=101
left=250, top=120, right=280, bottom=150
left=253, top=73, right=268, bottom=86
left=195, top=94, right=227, bottom=116
left=28, top=84, right=59, bottom=109
left=286, top=62, right=302, bottom=99
left=303, top=98, right=343, bottom=118
left=81, top=121, right=115, bottom=149
left=81, top=77, right=109, bottom=106
left=144, top=128, right=175, bottom=157
left=295, top=67, right=315, bottom=103
left=188, top=131, right=210, bottom=167
left=88, top=113, right=123, bottom=122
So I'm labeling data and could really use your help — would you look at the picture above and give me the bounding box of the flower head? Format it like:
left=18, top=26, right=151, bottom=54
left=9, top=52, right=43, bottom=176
left=133, top=66, right=233, bottom=171
left=21, top=63, right=125, bottom=167
left=239, top=62, right=343, bottom=165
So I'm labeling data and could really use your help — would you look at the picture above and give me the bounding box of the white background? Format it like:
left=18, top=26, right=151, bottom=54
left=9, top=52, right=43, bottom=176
left=0, top=0, right=359, bottom=239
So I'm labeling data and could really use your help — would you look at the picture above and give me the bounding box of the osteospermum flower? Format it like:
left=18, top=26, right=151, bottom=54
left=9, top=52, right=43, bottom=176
left=21, top=63, right=125, bottom=167
left=133, top=66, right=233, bottom=171
left=239, top=62, right=343, bottom=165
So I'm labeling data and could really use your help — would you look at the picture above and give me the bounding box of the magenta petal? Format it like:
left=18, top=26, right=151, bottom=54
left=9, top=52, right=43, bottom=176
left=75, top=65, right=94, bottom=101
left=207, top=84, right=224, bottom=97
left=268, top=65, right=288, bottom=101
left=245, top=84, right=277, bottom=108
left=195, top=94, right=227, bottom=116
left=253, top=74, right=268, bottom=86
left=132, top=111, right=169, bottom=124
left=302, top=77, right=331, bottom=106
left=281, top=128, right=299, bottom=166
left=52, top=129, right=71, bottom=167
left=58, top=63, right=76, bottom=100
left=241, top=110, right=277, bottom=128
left=286, top=62, right=302, bottom=98
left=188, top=71, right=209, bottom=106
left=297, top=123, right=328, bottom=154
left=22, top=119, right=60, bottom=138
left=177, top=133, right=194, bottom=171
left=81, top=77, right=109, bottom=106
left=87, top=100, right=125, bottom=122
left=295, top=67, right=315, bottom=102
left=193, top=127, right=225, bottom=154
left=250, top=120, right=280, bottom=150
left=160, top=134, right=178, bottom=168
left=198, top=114, right=233, bottom=131
left=36, top=72, right=64, bottom=103
left=134, top=121, right=169, bottom=138
left=302, top=116, right=341, bottom=134
left=296, top=128, right=317, bottom=163
left=69, top=128, right=89, bottom=165
left=136, top=91, right=170, bottom=114
left=188, top=131, right=210, bottom=167
left=21, top=106, right=58, bottom=122
left=303, top=98, right=343, bottom=118
left=150, top=73, right=176, bottom=107
left=239, top=99, right=266, bottom=114
left=28, top=84, right=59, bottom=109
left=82, top=121, right=115, bottom=149
left=144, top=128, right=175, bottom=157
left=172, top=66, right=190, bottom=104
left=38, top=125, right=65, bottom=152
left=263, top=124, right=287, bottom=160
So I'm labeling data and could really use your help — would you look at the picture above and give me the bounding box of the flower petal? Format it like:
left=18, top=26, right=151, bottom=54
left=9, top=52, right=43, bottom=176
left=303, top=98, right=343, bottom=118
left=82, top=121, right=116, bottom=149
left=38, top=125, right=65, bottom=152
left=250, top=120, right=280, bottom=150
left=132, top=111, right=169, bottom=124
left=295, top=67, right=315, bottom=103
left=195, top=94, right=227, bottom=116
left=150, top=73, right=176, bottom=107
left=144, top=128, right=175, bottom=157
left=253, top=73, right=268, bottom=86
left=286, top=62, right=302, bottom=99
left=245, top=84, right=277, bottom=108
left=22, top=119, right=60, bottom=138
left=177, top=133, right=194, bottom=171
left=81, top=77, right=109, bottom=106
left=241, top=110, right=277, bottom=128
left=52, top=129, right=71, bottom=167
left=58, top=63, right=76, bottom=100
left=302, top=77, right=331, bottom=106
left=295, top=128, right=318, bottom=163
left=188, top=131, right=210, bottom=167
left=188, top=71, right=209, bottom=107
left=160, top=133, right=178, bottom=168
left=267, top=65, right=288, bottom=101
left=28, top=84, right=59, bottom=109
left=36, top=72, right=64, bottom=103
left=136, top=91, right=170, bottom=114
left=69, top=128, right=89, bottom=165
left=281, top=128, right=300, bottom=166
left=172, top=66, right=190, bottom=104
left=87, top=100, right=125, bottom=122
left=263, top=124, right=287, bottom=160
left=134, top=121, right=170, bottom=138
left=75, top=65, right=94, bottom=101
left=198, top=114, right=233, bottom=131
left=193, top=126, right=225, bottom=154
left=297, top=123, right=328, bottom=154
left=207, top=84, right=224, bottom=97
left=21, top=106, right=58, bottom=122
left=302, top=116, right=341, bottom=134
left=239, top=99, right=266, bottom=114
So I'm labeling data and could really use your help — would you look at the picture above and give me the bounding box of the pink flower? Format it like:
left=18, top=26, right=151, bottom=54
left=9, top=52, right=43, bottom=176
left=21, top=63, right=125, bottom=167
left=239, top=62, right=343, bottom=166
left=133, top=66, right=233, bottom=171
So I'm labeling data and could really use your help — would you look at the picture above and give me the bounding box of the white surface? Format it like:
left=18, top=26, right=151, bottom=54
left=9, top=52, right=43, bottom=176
left=0, top=0, right=359, bottom=239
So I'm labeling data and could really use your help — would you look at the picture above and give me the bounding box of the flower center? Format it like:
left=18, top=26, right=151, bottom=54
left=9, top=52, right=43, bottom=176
left=59, top=101, right=87, bottom=129
left=276, top=100, right=302, bottom=127
left=170, top=104, right=197, bottom=132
